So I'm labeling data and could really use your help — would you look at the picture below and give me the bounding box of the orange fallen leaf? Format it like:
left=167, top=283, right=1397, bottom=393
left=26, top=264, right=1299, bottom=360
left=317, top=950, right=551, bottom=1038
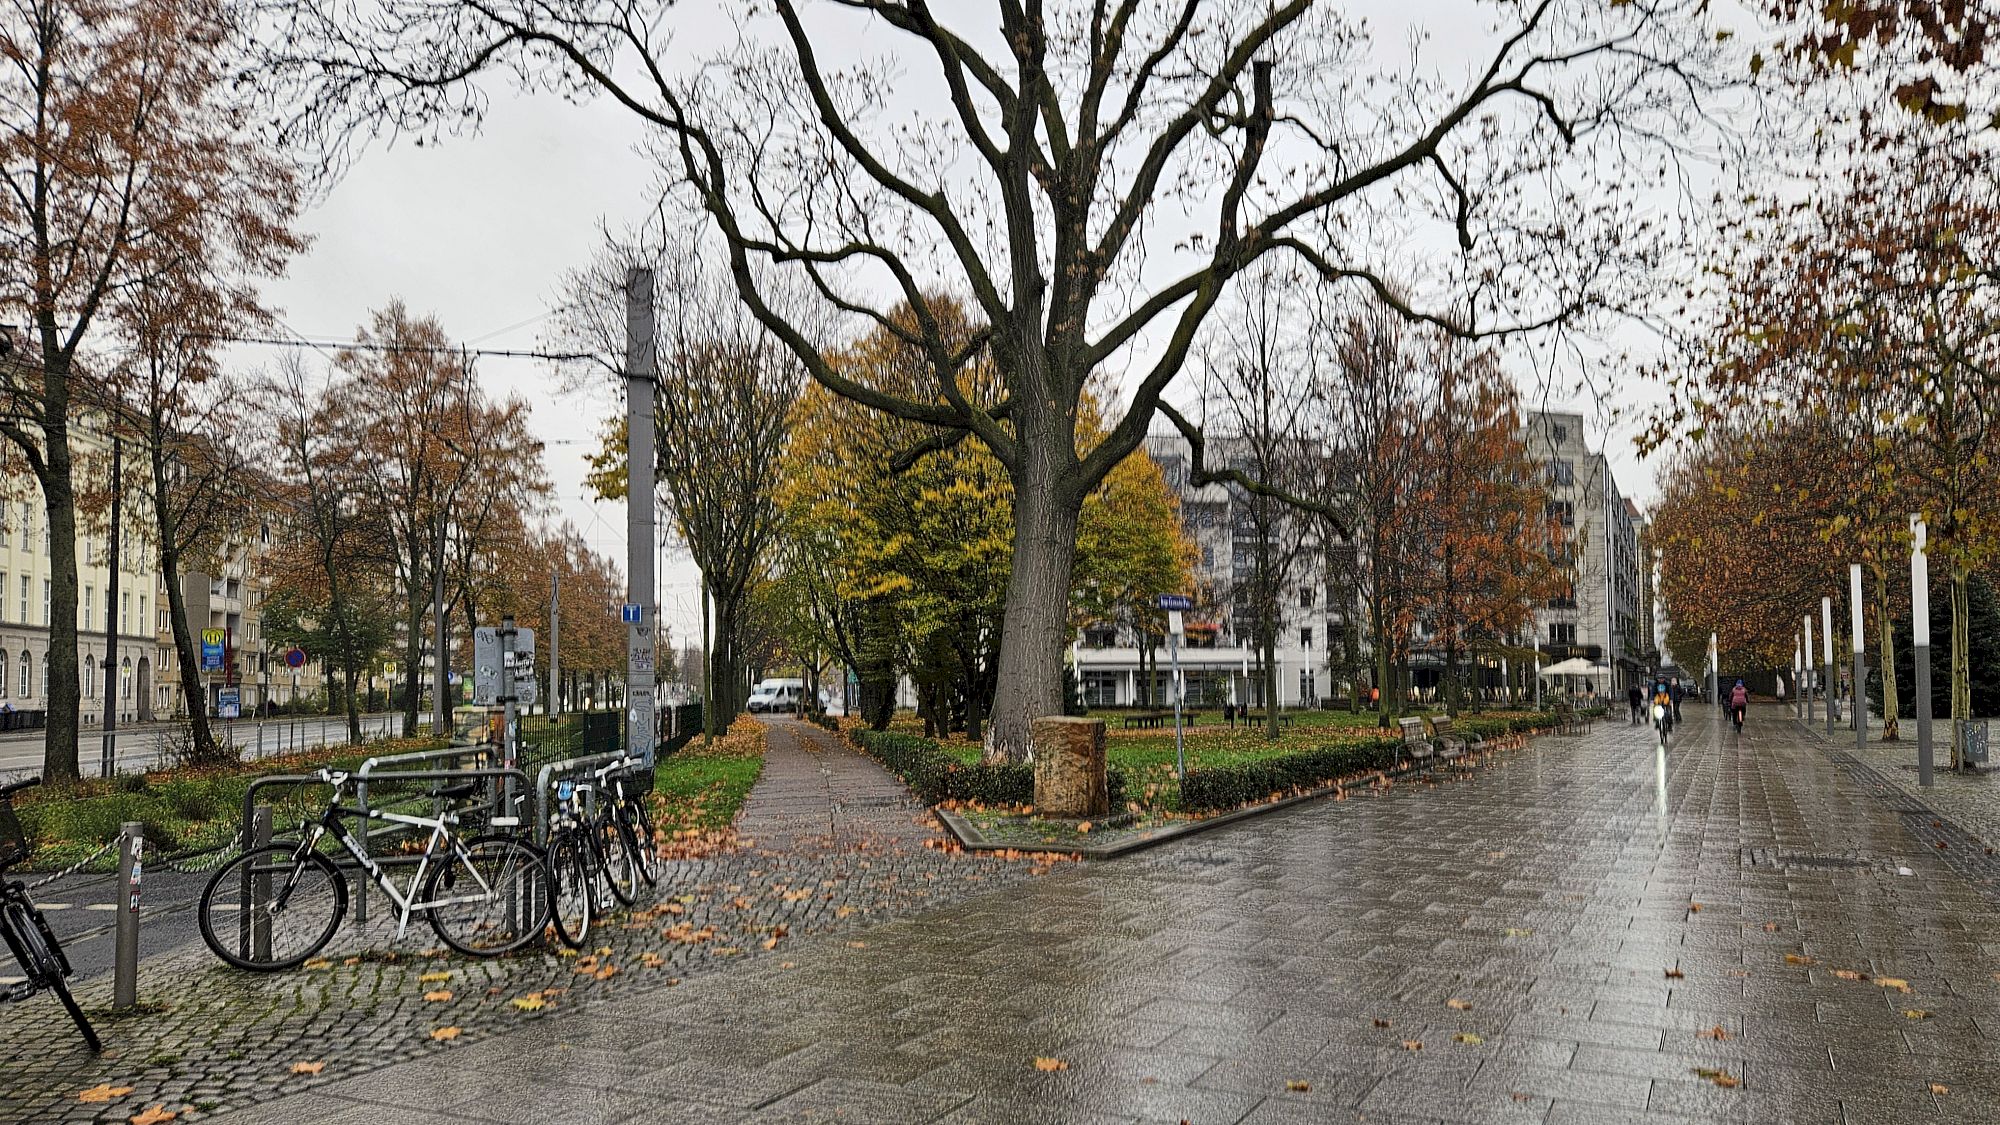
left=761, top=936, right=781, bottom=950
left=1931, top=1082, right=1950, bottom=1095
left=418, top=971, right=451, bottom=983
left=1698, top=1025, right=1731, bottom=1041
left=289, top=1062, right=325, bottom=1076
left=1032, top=1057, right=1069, bottom=1072
left=1688, top=902, right=1703, bottom=913
left=423, top=990, right=453, bottom=1002
left=510, top=995, right=547, bottom=1012
left=1762, top=921, right=1780, bottom=932
left=1878, top=977, right=1912, bottom=994
left=77, top=1085, right=134, bottom=1104
left=1399, top=1040, right=1423, bottom=1051
left=1904, top=1009, right=1932, bottom=1020
left=1833, top=969, right=1867, bottom=981
left=1664, top=967, right=1685, bottom=979
left=130, top=1107, right=177, bottom=1125
left=1693, top=1067, right=1739, bottom=1088
left=430, top=1026, right=462, bottom=1041
left=1446, top=998, right=1472, bottom=1010
left=1783, top=953, right=1815, bottom=965
left=1285, top=1080, right=1310, bottom=1092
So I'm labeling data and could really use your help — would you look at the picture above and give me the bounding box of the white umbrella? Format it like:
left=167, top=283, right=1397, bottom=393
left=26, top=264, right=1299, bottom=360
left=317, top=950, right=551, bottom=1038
left=1541, top=657, right=1612, bottom=677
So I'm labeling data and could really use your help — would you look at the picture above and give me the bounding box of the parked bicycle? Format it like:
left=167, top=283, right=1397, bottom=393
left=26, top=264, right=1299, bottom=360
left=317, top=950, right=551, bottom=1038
left=0, top=777, right=102, bottom=1052
left=590, top=756, right=659, bottom=904
left=545, top=778, right=603, bottom=947
left=196, top=768, right=551, bottom=971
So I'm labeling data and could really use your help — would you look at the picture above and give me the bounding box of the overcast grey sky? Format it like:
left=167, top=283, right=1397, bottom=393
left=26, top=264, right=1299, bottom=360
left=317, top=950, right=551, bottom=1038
left=239, top=1, right=1688, bottom=650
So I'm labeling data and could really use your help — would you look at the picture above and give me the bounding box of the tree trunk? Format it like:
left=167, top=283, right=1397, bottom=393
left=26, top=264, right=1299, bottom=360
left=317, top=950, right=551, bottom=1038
left=1951, top=566, right=1970, bottom=769
left=1262, top=627, right=1280, bottom=740
left=401, top=568, right=423, bottom=735
left=983, top=460, right=1081, bottom=764
left=149, top=431, right=221, bottom=763
left=1372, top=594, right=1391, bottom=728
left=709, top=588, right=747, bottom=735
left=1873, top=564, right=1899, bottom=741
left=42, top=428, right=81, bottom=781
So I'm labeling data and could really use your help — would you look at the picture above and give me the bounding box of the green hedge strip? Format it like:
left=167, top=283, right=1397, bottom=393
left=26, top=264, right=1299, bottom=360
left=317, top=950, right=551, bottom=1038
left=851, top=729, right=1127, bottom=810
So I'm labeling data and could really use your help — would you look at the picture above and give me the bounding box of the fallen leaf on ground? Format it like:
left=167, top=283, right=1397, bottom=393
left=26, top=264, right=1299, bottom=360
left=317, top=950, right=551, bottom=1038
left=77, top=1085, right=134, bottom=1104
left=1285, top=1080, right=1310, bottom=1092
left=302, top=959, right=331, bottom=970
left=1502, top=927, right=1533, bottom=937
left=1762, top=921, right=1780, bottom=932
left=1878, top=977, right=1912, bottom=994
left=1688, top=902, right=1703, bottom=913
left=1904, top=1009, right=1932, bottom=1020
left=1783, top=953, right=1815, bottom=965
left=130, top=1107, right=177, bottom=1125
left=762, top=936, right=782, bottom=950
left=1694, top=1067, right=1740, bottom=1088
left=423, top=990, right=453, bottom=1002
left=1931, top=1083, right=1950, bottom=1095
left=1033, top=1057, right=1069, bottom=1072
left=430, top=1027, right=461, bottom=1041
left=1076, top=821, right=1092, bottom=834
left=418, top=971, right=451, bottom=983
left=639, top=952, right=665, bottom=969
left=1664, top=967, right=1685, bottom=979
left=1371, top=1018, right=1391, bottom=1028
left=1698, top=1025, right=1730, bottom=1040
left=1399, top=1040, right=1423, bottom=1051
left=780, top=961, right=796, bottom=969
left=1446, top=998, right=1472, bottom=1010
left=1833, top=969, right=1867, bottom=981
left=289, top=1062, right=324, bottom=1076
left=1453, top=1032, right=1484, bottom=1044
left=511, top=995, right=547, bottom=1012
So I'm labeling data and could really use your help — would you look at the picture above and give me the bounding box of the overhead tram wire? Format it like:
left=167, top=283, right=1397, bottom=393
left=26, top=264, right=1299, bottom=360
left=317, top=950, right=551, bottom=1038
left=187, top=331, right=605, bottom=366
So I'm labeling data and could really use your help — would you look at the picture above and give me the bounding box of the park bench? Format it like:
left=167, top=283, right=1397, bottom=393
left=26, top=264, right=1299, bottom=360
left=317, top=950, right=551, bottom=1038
left=1121, top=711, right=1194, bottom=730
left=1428, top=715, right=1480, bottom=767
left=1221, top=708, right=1296, bottom=730
left=1397, top=716, right=1434, bottom=771
left=1553, top=702, right=1590, bottom=736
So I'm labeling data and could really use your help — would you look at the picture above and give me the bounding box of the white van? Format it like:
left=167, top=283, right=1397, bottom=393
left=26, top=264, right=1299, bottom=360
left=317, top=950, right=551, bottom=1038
left=747, top=678, right=806, bottom=714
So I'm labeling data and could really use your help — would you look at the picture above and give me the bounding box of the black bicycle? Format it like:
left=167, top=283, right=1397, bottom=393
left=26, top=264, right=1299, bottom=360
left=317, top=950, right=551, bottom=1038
left=545, top=777, right=604, bottom=948
left=590, top=757, right=659, bottom=905
left=0, top=777, right=102, bottom=1052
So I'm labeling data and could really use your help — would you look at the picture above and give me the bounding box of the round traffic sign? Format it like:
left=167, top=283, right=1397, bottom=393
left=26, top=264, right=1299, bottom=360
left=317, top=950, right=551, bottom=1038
left=284, top=647, right=307, bottom=669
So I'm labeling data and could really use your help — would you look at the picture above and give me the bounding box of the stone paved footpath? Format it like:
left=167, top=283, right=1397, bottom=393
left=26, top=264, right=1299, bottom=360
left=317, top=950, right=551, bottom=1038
left=0, top=720, right=1040, bottom=1124
left=16, top=710, right=2000, bottom=1124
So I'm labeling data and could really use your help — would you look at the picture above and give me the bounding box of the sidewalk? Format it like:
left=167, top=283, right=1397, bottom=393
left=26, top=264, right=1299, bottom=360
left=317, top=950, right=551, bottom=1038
left=0, top=719, right=1032, bottom=1125
left=1790, top=704, right=2000, bottom=861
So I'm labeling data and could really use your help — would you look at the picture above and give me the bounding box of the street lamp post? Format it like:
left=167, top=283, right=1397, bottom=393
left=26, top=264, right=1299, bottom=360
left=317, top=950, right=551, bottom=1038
left=1804, top=615, right=1815, bottom=725
left=1912, top=515, right=1933, bottom=785
left=1850, top=564, right=1866, bottom=754
left=1821, top=597, right=1834, bottom=737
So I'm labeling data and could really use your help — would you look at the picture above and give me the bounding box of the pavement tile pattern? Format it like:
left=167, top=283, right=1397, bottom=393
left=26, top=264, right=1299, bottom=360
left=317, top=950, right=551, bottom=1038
left=12, top=709, right=2000, bottom=1124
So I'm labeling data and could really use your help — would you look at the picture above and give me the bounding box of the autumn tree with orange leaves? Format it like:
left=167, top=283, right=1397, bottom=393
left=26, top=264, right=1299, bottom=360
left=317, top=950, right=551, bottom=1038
left=0, top=0, right=304, bottom=778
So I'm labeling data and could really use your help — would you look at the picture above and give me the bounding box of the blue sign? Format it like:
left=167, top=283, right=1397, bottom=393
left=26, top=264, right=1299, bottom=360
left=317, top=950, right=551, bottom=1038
left=283, top=646, right=306, bottom=669
left=620, top=603, right=642, bottom=624
left=200, top=628, right=226, bottom=672
left=1156, top=594, right=1193, bottom=611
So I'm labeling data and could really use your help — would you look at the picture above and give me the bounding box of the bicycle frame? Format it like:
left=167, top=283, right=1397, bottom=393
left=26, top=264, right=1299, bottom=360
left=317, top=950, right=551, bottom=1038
left=286, top=803, right=498, bottom=942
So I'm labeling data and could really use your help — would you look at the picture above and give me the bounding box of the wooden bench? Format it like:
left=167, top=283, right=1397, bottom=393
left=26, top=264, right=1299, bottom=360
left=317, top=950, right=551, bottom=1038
left=1397, top=716, right=1434, bottom=770
left=1120, top=711, right=1194, bottom=730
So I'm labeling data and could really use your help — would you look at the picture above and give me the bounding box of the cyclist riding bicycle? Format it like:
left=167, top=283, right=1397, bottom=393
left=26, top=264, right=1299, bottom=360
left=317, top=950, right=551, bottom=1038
left=1729, top=679, right=1749, bottom=733
left=1652, top=681, right=1674, bottom=738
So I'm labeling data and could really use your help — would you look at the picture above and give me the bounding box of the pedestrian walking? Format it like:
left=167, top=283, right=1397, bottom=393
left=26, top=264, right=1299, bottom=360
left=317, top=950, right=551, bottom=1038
left=1668, top=680, right=1684, bottom=724
left=1627, top=683, right=1644, bottom=726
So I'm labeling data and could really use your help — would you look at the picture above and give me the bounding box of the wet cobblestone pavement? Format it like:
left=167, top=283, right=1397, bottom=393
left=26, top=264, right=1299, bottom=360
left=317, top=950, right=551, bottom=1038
left=13, top=708, right=2000, bottom=1123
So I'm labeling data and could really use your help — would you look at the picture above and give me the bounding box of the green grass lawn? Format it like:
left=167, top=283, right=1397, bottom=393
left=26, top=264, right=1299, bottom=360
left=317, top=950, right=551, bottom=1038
left=647, top=716, right=769, bottom=837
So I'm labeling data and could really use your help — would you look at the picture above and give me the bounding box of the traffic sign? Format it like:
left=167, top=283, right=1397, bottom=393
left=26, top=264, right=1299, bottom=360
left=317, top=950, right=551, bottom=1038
left=200, top=628, right=226, bottom=672
left=283, top=646, right=306, bottom=669
left=1156, top=594, right=1192, bottom=611
left=621, top=603, right=642, bottom=624
left=472, top=626, right=537, bottom=705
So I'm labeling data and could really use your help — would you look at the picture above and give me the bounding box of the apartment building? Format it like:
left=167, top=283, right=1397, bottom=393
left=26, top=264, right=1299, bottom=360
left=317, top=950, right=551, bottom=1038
left=1522, top=411, right=1647, bottom=695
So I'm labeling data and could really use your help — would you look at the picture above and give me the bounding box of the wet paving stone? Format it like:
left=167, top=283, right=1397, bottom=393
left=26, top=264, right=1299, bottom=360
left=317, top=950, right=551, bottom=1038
left=13, top=708, right=2000, bottom=1123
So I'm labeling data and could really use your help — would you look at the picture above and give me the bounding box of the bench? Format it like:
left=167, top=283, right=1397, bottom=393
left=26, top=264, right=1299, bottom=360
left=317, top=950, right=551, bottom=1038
left=1222, top=709, right=1296, bottom=730
left=1121, top=711, right=1194, bottom=730
left=1429, top=715, right=1481, bottom=767
left=1397, top=716, right=1434, bottom=770
left=1553, top=704, right=1590, bottom=737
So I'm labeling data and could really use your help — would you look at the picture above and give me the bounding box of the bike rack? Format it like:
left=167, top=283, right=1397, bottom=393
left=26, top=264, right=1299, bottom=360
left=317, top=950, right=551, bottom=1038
left=353, top=744, right=500, bottom=922
left=531, top=751, right=645, bottom=845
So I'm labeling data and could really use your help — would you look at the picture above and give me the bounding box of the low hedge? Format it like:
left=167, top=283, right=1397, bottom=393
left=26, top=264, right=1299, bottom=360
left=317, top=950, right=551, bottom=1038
left=1179, top=737, right=1403, bottom=812
left=851, top=729, right=1127, bottom=810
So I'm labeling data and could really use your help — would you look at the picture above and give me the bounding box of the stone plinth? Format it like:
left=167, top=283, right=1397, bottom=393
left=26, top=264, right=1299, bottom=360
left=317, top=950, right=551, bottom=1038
left=1032, top=716, right=1108, bottom=818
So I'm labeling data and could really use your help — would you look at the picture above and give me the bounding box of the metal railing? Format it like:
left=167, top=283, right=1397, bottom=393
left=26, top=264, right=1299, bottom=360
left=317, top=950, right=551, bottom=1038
left=531, top=751, right=645, bottom=844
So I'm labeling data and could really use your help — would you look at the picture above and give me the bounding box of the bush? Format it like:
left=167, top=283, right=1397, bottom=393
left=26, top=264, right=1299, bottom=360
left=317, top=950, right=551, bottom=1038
left=802, top=710, right=840, bottom=732
left=850, top=729, right=1126, bottom=810
left=1178, top=737, right=1402, bottom=812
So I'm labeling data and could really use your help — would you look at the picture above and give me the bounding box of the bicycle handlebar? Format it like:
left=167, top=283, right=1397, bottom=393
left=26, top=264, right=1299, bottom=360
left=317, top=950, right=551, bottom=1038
left=0, top=776, right=41, bottom=801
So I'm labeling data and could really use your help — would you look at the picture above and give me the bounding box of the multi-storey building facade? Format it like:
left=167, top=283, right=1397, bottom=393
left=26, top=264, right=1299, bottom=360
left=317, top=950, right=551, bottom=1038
left=1522, top=411, right=1646, bottom=695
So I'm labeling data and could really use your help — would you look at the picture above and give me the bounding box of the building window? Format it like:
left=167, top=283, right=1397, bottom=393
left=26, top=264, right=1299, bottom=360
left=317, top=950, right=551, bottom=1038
left=16, top=576, right=25, bottom=623
left=120, top=657, right=132, bottom=700
left=84, top=585, right=94, bottom=630
left=1551, top=422, right=1568, bottom=443
left=42, top=579, right=49, bottom=626
left=1546, top=500, right=1574, bottom=527
left=121, top=593, right=130, bottom=634
left=1548, top=622, right=1577, bottom=646
left=20, top=650, right=31, bottom=699
left=139, top=596, right=147, bottom=633
left=1300, top=627, right=1313, bottom=650
left=1083, top=671, right=1118, bottom=708
left=84, top=655, right=95, bottom=699
left=1299, top=586, right=1315, bottom=609
left=1299, top=668, right=1317, bottom=705
left=1548, top=459, right=1575, bottom=487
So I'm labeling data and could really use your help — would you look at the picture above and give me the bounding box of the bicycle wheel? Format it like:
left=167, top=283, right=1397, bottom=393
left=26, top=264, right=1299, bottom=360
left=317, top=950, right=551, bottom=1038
left=2, top=900, right=100, bottom=1051
left=596, top=817, right=639, bottom=907
left=546, top=832, right=594, bottom=949
left=198, top=846, right=346, bottom=971
left=620, top=799, right=660, bottom=890
left=424, top=834, right=550, bottom=957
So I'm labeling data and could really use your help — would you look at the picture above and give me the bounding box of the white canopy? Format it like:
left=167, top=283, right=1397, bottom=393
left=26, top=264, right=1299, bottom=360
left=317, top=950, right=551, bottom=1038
left=1540, top=658, right=1612, bottom=677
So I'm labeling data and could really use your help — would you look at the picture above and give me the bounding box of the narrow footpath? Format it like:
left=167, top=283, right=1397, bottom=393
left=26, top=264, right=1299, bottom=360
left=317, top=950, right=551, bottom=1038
left=735, top=719, right=937, bottom=852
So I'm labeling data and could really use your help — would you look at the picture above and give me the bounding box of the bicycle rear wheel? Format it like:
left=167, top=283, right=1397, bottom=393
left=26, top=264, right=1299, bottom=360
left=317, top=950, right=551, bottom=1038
left=2, top=900, right=100, bottom=1051
left=620, top=800, right=659, bottom=890
left=424, top=835, right=550, bottom=957
left=197, top=846, right=347, bottom=971
left=546, top=832, right=594, bottom=949
left=596, top=818, right=639, bottom=907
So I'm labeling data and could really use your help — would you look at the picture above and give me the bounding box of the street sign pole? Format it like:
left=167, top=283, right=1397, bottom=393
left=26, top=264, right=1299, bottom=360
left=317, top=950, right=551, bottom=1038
left=1851, top=564, right=1867, bottom=756
left=1912, top=516, right=1933, bottom=783
left=1158, top=595, right=1192, bottom=778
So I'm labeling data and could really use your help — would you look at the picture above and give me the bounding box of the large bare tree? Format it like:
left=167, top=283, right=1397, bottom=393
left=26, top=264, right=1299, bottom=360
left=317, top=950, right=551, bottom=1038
left=258, top=0, right=1730, bottom=760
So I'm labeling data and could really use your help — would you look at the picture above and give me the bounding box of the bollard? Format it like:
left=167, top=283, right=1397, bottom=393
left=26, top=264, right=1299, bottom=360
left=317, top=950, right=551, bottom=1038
left=250, top=806, right=272, bottom=964
left=114, top=821, right=143, bottom=1009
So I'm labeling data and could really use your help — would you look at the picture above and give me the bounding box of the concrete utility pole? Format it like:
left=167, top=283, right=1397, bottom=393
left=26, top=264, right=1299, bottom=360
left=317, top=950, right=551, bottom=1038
left=1912, top=515, right=1933, bottom=784
left=1707, top=632, right=1717, bottom=707
left=1821, top=597, right=1835, bottom=737
left=625, top=266, right=658, bottom=764
left=100, top=435, right=119, bottom=777
left=1850, top=564, right=1866, bottom=754
left=433, top=515, right=448, bottom=736
left=1804, top=615, right=1815, bottom=725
